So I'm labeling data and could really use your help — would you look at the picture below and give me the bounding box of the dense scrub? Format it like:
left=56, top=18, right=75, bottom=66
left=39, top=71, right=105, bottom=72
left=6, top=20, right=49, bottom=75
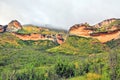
left=0, top=33, right=120, bottom=80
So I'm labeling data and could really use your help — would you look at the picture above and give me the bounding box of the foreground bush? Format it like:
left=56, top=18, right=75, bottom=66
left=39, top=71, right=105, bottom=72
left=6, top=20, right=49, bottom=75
left=55, top=60, right=75, bottom=78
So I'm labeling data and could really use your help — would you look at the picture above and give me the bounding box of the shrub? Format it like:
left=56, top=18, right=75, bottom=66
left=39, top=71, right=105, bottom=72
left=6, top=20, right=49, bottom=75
left=55, top=60, right=75, bottom=78
left=14, top=68, right=58, bottom=80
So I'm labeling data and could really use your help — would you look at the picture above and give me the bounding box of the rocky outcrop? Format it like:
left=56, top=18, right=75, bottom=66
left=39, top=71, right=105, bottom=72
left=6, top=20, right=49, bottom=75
left=94, top=18, right=117, bottom=28
left=56, top=34, right=64, bottom=44
left=12, top=33, right=54, bottom=40
left=91, top=30, right=120, bottom=43
left=7, top=20, right=22, bottom=32
left=12, top=33, right=64, bottom=44
left=69, top=18, right=120, bottom=43
left=69, top=24, right=93, bottom=37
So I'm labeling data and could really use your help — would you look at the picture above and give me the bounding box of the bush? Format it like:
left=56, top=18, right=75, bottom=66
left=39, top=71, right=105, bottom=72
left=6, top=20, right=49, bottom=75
left=14, top=68, right=59, bottom=80
left=55, top=60, right=75, bottom=78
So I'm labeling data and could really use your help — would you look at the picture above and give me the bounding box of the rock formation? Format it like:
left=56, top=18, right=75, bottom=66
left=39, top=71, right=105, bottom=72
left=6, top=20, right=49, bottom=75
left=69, top=24, right=93, bottom=37
left=56, top=34, right=64, bottom=44
left=91, top=30, right=120, bottom=43
left=12, top=33, right=55, bottom=40
left=94, top=18, right=117, bottom=28
left=12, top=33, right=64, bottom=44
left=1, top=18, right=120, bottom=44
left=69, top=18, right=120, bottom=43
left=7, top=20, right=22, bottom=32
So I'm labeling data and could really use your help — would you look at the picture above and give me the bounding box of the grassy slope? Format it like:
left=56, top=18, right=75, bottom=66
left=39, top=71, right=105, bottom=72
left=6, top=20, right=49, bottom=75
left=47, top=35, right=106, bottom=55
left=17, top=25, right=67, bottom=35
left=0, top=32, right=59, bottom=79
left=0, top=31, right=120, bottom=80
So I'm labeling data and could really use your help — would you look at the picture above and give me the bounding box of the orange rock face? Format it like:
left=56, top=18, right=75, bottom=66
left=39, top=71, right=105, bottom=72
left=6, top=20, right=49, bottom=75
left=69, top=24, right=92, bottom=37
left=13, top=21, right=21, bottom=28
left=56, top=34, right=64, bottom=44
left=69, top=23, right=120, bottom=43
left=12, top=33, right=64, bottom=44
left=91, top=30, right=120, bottom=43
left=12, top=33, right=53, bottom=41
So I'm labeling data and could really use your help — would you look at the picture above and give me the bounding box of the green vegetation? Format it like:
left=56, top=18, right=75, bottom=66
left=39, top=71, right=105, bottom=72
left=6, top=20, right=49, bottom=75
left=95, top=19, right=120, bottom=33
left=17, top=25, right=67, bottom=36
left=17, top=25, right=40, bottom=34
left=109, top=19, right=120, bottom=27
left=48, top=35, right=105, bottom=55
left=0, top=32, right=120, bottom=80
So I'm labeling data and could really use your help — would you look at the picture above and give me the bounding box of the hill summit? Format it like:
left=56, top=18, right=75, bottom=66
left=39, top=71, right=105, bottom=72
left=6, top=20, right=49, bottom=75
left=0, top=20, right=22, bottom=33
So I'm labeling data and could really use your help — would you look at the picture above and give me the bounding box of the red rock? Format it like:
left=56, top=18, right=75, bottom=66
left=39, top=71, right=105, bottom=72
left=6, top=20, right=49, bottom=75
left=7, top=20, right=22, bottom=32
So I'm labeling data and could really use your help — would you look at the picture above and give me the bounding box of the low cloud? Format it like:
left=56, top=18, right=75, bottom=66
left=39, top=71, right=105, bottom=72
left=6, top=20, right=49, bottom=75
left=0, top=0, right=120, bottom=29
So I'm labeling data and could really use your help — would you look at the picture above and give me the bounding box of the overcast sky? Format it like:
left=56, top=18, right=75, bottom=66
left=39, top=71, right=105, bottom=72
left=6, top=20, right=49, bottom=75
left=0, top=0, right=120, bottom=29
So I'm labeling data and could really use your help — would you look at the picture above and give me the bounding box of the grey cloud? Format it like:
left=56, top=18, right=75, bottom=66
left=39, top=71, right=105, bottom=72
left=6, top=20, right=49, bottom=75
left=0, top=0, right=120, bottom=29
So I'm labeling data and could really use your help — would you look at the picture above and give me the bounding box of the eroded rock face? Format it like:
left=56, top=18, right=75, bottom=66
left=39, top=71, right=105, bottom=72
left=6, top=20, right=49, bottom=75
left=12, top=33, right=53, bottom=41
left=69, top=24, right=93, bottom=37
left=91, top=30, right=120, bottom=43
left=69, top=18, right=120, bottom=43
left=56, top=34, right=64, bottom=44
left=12, top=33, right=64, bottom=44
left=7, top=20, right=22, bottom=32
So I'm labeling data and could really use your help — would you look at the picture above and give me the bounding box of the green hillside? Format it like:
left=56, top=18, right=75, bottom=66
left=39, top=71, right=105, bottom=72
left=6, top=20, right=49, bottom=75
left=47, top=35, right=105, bottom=55
left=17, top=25, right=67, bottom=35
left=0, top=32, right=120, bottom=80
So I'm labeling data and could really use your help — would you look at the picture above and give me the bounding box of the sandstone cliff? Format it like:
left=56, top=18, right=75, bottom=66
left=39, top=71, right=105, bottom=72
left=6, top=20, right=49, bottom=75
left=69, top=18, right=120, bottom=43
left=69, top=24, right=93, bottom=37
left=12, top=33, right=64, bottom=44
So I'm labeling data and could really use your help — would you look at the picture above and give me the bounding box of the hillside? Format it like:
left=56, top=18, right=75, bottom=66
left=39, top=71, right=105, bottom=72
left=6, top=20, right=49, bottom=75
left=0, top=18, right=120, bottom=80
left=47, top=35, right=105, bottom=55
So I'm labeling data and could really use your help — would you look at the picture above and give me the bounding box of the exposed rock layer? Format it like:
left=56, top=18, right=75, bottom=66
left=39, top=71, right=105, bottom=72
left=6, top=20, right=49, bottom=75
left=12, top=33, right=64, bottom=44
left=69, top=18, right=120, bottom=43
